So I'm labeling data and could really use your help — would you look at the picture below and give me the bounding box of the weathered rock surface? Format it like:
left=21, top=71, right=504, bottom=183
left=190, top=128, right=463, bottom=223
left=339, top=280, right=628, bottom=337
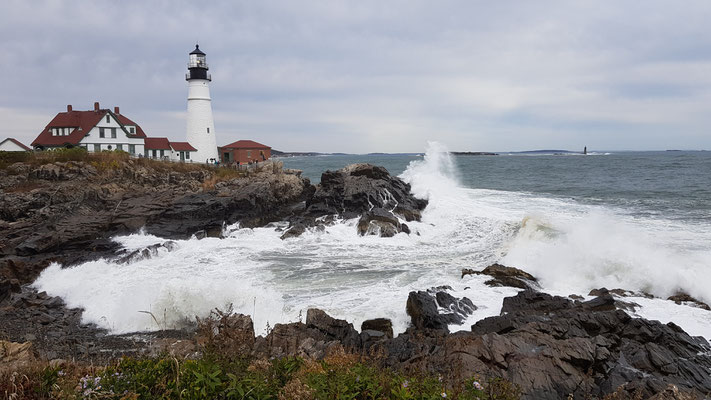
left=356, top=207, right=402, bottom=237
left=180, top=293, right=711, bottom=398
left=406, top=288, right=476, bottom=333
left=668, top=292, right=711, bottom=311
left=361, top=318, right=394, bottom=339
left=0, top=159, right=313, bottom=285
left=306, top=163, right=427, bottom=222
left=462, top=263, right=539, bottom=290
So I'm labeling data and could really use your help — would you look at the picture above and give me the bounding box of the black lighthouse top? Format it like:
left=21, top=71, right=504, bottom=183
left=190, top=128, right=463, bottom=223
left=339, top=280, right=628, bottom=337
left=186, top=44, right=211, bottom=81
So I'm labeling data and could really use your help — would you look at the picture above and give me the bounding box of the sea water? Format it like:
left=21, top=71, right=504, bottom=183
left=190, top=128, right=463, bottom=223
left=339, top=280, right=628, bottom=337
left=34, top=144, right=711, bottom=339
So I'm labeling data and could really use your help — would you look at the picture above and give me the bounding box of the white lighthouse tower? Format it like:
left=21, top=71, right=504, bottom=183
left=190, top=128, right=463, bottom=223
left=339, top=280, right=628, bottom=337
left=186, top=44, right=218, bottom=162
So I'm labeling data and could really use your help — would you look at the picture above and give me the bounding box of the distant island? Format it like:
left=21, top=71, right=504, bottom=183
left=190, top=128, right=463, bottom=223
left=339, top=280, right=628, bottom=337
left=451, top=151, right=499, bottom=156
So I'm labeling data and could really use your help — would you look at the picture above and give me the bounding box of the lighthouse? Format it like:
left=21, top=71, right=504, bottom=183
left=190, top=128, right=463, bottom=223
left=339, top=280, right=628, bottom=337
left=185, top=44, right=218, bottom=162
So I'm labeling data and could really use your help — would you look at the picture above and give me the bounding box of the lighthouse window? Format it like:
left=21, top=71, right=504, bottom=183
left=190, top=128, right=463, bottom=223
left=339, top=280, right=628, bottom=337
left=207, top=127, right=210, bottom=133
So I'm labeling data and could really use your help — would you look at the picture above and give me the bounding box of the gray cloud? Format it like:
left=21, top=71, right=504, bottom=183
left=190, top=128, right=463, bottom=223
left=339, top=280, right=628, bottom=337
left=2, top=0, right=711, bottom=152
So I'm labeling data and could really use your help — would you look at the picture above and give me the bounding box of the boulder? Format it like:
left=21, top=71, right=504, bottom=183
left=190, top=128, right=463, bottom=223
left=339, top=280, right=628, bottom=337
left=306, top=164, right=427, bottom=221
left=361, top=318, right=394, bottom=338
left=462, top=263, right=538, bottom=290
left=406, top=289, right=476, bottom=332
left=667, top=292, right=711, bottom=311
left=305, top=309, right=361, bottom=349
left=357, top=208, right=403, bottom=237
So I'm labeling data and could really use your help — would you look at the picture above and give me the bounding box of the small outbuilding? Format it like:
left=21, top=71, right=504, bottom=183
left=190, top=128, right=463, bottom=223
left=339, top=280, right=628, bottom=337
left=169, top=142, right=197, bottom=162
left=219, top=140, right=271, bottom=164
left=0, top=138, right=31, bottom=152
left=144, top=137, right=172, bottom=160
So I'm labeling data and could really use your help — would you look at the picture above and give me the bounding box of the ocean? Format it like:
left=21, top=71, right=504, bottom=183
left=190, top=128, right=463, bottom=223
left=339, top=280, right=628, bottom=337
left=33, top=143, right=711, bottom=339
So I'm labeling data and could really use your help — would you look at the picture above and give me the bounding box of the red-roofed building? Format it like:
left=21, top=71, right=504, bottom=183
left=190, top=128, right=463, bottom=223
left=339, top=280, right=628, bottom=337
left=219, top=140, right=271, bottom=164
left=0, top=138, right=31, bottom=152
left=31, top=102, right=200, bottom=163
left=31, top=102, right=147, bottom=156
left=170, top=142, right=197, bottom=162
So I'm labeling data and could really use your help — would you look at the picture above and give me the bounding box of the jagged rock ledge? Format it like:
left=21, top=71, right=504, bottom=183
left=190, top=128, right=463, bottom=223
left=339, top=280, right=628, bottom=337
left=0, top=159, right=426, bottom=285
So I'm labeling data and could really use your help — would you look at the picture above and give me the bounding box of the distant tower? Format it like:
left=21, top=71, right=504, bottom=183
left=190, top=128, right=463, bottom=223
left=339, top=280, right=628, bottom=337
left=186, top=44, right=218, bottom=162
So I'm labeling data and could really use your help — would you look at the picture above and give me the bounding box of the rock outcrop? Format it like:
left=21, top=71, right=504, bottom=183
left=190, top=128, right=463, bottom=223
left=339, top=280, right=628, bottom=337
left=279, top=163, right=428, bottom=238
left=406, top=288, right=476, bottom=332
left=0, top=159, right=308, bottom=284
left=462, top=263, right=539, bottom=290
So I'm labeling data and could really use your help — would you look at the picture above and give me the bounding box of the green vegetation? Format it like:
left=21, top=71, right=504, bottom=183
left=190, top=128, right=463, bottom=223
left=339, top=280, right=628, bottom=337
left=0, top=348, right=521, bottom=399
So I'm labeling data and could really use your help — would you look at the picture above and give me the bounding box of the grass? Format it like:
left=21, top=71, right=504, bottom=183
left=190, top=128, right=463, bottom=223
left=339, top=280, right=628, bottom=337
left=0, top=352, right=521, bottom=400
left=0, top=148, right=247, bottom=187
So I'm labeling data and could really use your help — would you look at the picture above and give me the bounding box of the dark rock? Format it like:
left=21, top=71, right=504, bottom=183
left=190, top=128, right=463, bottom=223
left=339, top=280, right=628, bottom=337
left=462, top=263, right=538, bottom=290
left=357, top=208, right=403, bottom=237
left=406, top=291, right=449, bottom=332
left=406, top=289, right=476, bottom=333
left=361, top=318, right=394, bottom=338
left=280, top=223, right=306, bottom=240
left=501, top=290, right=573, bottom=315
left=305, top=309, right=360, bottom=349
left=115, top=241, right=177, bottom=264
left=0, top=279, right=21, bottom=304
left=667, top=292, right=711, bottom=311
left=582, top=294, right=617, bottom=312
left=306, top=164, right=427, bottom=222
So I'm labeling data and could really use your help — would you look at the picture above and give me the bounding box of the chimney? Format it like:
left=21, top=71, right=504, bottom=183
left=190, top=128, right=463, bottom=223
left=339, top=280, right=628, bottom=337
left=67, top=104, right=72, bottom=112
left=114, top=106, right=120, bottom=115
left=94, top=102, right=100, bottom=111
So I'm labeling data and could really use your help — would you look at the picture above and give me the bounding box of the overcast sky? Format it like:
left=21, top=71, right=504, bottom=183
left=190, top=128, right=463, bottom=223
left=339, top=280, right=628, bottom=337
left=2, top=1, right=710, bottom=153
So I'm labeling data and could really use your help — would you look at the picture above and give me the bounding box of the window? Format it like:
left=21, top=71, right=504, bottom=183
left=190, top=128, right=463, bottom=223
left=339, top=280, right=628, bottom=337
left=94, top=144, right=101, bottom=152
left=207, top=127, right=210, bottom=133
left=116, top=144, right=123, bottom=151
left=160, top=150, right=165, bottom=157
left=106, top=115, right=110, bottom=123
left=152, top=150, right=157, bottom=158
left=129, top=127, right=135, bottom=134
left=185, top=151, right=190, bottom=160
left=107, top=145, right=112, bottom=150
left=99, top=128, right=105, bottom=138
left=247, top=150, right=252, bottom=158
left=128, top=144, right=135, bottom=154
left=111, top=128, right=116, bottom=138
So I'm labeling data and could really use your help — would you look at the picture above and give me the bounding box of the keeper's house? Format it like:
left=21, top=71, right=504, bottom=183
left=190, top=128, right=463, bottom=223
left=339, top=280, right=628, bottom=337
left=32, top=102, right=147, bottom=155
left=0, top=138, right=31, bottom=152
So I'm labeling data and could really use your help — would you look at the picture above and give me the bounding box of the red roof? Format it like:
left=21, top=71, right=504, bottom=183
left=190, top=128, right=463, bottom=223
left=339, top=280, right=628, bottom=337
left=116, top=114, right=147, bottom=138
left=221, top=140, right=271, bottom=149
left=1, top=138, right=31, bottom=151
left=170, top=142, right=197, bottom=151
left=144, top=137, right=172, bottom=150
left=31, top=108, right=146, bottom=147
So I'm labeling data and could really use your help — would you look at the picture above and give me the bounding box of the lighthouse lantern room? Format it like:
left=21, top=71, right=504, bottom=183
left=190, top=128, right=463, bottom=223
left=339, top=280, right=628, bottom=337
left=185, top=44, right=218, bottom=162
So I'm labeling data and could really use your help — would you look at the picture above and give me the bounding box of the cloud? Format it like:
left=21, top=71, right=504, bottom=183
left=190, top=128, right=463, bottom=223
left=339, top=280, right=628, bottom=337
left=1, top=0, right=711, bottom=152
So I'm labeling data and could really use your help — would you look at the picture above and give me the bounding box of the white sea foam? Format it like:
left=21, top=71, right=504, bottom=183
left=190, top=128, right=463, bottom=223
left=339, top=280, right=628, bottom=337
left=33, top=142, right=711, bottom=340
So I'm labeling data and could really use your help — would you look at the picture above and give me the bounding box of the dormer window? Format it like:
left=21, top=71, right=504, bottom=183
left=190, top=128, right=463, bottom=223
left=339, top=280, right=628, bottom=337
left=129, top=127, right=135, bottom=134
